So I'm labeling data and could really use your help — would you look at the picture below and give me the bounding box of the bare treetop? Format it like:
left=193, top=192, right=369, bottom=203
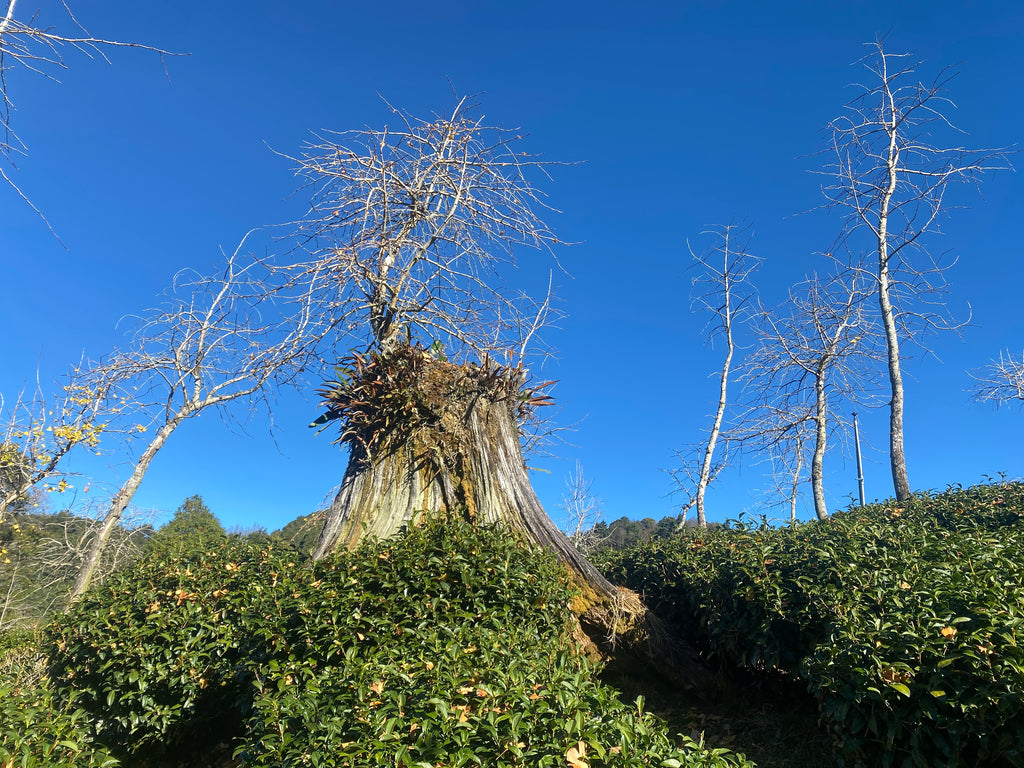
left=821, top=40, right=1013, bottom=345
left=99, top=244, right=323, bottom=426
left=970, top=350, right=1024, bottom=408
left=737, top=270, right=881, bottom=519
left=284, top=96, right=562, bottom=362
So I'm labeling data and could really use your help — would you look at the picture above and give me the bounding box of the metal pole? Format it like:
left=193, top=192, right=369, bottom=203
left=853, top=411, right=865, bottom=506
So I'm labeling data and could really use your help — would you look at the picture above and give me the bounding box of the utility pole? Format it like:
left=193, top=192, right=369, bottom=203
left=853, top=411, right=865, bottom=506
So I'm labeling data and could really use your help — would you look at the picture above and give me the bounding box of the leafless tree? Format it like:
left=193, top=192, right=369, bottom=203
left=764, top=423, right=811, bottom=523
left=674, top=223, right=759, bottom=528
left=2, top=503, right=152, bottom=627
left=670, top=442, right=729, bottom=529
left=969, top=349, right=1024, bottom=407
left=1, top=0, right=177, bottom=237
left=559, top=460, right=605, bottom=555
left=71, top=239, right=326, bottom=596
left=282, top=95, right=561, bottom=362
left=293, top=98, right=708, bottom=685
left=737, top=270, right=880, bottom=520
left=820, top=39, right=1013, bottom=501
left=1, top=364, right=126, bottom=521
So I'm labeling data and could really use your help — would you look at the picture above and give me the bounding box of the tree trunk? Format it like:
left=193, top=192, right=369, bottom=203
left=695, top=306, right=734, bottom=529
left=810, top=370, right=828, bottom=520
left=877, top=265, right=911, bottom=501
left=71, top=418, right=181, bottom=597
left=876, top=124, right=912, bottom=502
left=313, top=347, right=710, bottom=688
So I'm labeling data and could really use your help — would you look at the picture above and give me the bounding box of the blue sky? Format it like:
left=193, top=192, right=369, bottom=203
left=3, top=0, right=1021, bottom=533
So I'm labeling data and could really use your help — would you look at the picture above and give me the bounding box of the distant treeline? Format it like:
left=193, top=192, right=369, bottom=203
left=592, top=515, right=722, bottom=551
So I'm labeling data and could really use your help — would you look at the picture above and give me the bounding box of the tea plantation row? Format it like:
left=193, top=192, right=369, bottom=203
left=596, top=481, right=1024, bottom=768
left=1, top=518, right=752, bottom=768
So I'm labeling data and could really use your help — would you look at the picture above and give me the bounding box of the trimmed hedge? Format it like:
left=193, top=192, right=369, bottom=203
left=45, top=518, right=753, bottom=768
left=597, top=481, right=1024, bottom=768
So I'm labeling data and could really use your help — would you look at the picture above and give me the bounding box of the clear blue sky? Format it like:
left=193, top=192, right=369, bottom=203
left=3, top=0, right=1021, bottom=533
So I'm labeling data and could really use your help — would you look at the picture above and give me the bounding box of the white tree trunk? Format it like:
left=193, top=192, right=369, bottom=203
left=695, top=306, right=734, bottom=528
left=71, top=418, right=183, bottom=596
left=811, top=370, right=829, bottom=520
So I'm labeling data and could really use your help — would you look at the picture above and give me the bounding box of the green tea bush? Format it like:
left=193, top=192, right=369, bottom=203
left=595, top=519, right=838, bottom=673
left=47, top=537, right=273, bottom=757
left=804, top=485, right=1024, bottom=767
left=598, top=481, right=1024, bottom=768
left=1, top=630, right=118, bottom=768
left=238, top=518, right=753, bottom=767
left=48, top=517, right=753, bottom=767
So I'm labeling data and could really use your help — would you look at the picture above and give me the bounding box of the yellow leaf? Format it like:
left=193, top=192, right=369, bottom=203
left=941, top=626, right=957, bottom=640
left=369, top=680, right=384, bottom=695
left=566, top=741, right=589, bottom=768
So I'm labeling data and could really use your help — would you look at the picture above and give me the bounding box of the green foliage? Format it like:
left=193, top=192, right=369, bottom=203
left=48, top=517, right=752, bottom=767
left=47, top=537, right=264, bottom=758
left=598, top=481, right=1024, bottom=767
left=145, top=494, right=226, bottom=559
left=592, top=516, right=711, bottom=552
left=270, top=509, right=326, bottom=558
left=0, top=629, right=118, bottom=768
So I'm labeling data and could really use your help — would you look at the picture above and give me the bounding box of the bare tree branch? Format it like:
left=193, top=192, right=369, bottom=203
left=559, top=460, right=605, bottom=554
left=736, top=269, right=881, bottom=519
left=675, top=222, right=759, bottom=528
left=1, top=1, right=183, bottom=237
left=0, top=362, right=128, bottom=521
left=969, top=349, right=1024, bottom=408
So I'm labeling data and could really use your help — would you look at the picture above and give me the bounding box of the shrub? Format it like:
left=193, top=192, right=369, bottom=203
left=46, top=537, right=272, bottom=758
left=598, top=481, right=1024, bottom=767
left=1, top=629, right=118, bottom=768
left=236, top=518, right=754, bottom=768
left=48, top=517, right=753, bottom=767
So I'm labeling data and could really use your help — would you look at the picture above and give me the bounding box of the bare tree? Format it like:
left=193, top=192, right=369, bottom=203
left=737, top=270, right=879, bottom=520
left=969, top=349, right=1024, bottom=407
left=294, top=98, right=708, bottom=685
left=71, top=240, right=325, bottom=596
left=2, top=504, right=152, bottom=627
left=559, top=460, right=605, bottom=555
left=669, top=443, right=729, bottom=529
left=1, top=1, right=177, bottom=237
left=0, top=364, right=126, bottom=521
left=765, top=422, right=811, bottom=523
left=674, top=224, right=759, bottom=528
left=820, top=39, right=1013, bottom=501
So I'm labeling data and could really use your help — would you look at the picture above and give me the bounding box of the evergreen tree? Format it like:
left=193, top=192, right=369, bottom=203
left=147, top=496, right=226, bottom=559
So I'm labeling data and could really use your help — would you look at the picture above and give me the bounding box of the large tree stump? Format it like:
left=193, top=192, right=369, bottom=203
left=312, top=345, right=710, bottom=688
